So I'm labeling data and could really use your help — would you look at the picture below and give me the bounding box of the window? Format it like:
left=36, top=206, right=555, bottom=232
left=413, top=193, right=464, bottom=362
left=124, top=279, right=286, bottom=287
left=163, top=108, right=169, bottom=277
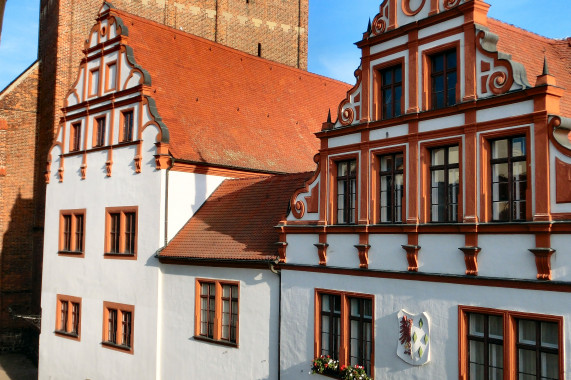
left=490, top=136, right=527, bottom=222
left=431, top=49, right=457, bottom=109
left=195, top=279, right=239, bottom=345
left=104, top=207, right=137, bottom=258
left=89, top=68, right=100, bottom=97
left=105, top=62, right=117, bottom=92
left=316, top=291, right=373, bottom=376
left=380, top=65, right=402, bottom=119
left=430, top=145, right=459, bottom=222
left=55, top=295, right=81, bottom=340
left=94, top=117, right=106, bottom=147
left=379, top=153, right=404, bottom=223
left=121, top=110, right=134, bottom=142
left=459, top=307, right=563, bottom=380
left=102, top=302, right=134, bottom=353
left=70, top=122, right=81, bottom=152
left=336, top=159, right=357, bottom=224
left=59, top=210, right=85, bottom=256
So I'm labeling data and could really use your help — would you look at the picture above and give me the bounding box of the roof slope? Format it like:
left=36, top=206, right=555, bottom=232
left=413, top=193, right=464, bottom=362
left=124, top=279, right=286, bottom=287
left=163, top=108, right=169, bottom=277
left=112, top=9, right=351, bottom=173
left=159, top=172, right=311, bottom=261
left=488, top=19, right=571, bottom=117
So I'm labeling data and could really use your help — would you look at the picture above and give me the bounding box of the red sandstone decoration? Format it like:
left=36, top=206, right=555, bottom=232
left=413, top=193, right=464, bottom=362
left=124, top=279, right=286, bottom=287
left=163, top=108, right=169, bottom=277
left=529, top=248, right=555, bottom=281
left=555, top=158, right=571, bottom=203
left=371, top=1, right=390, bottom=36
left=290, top=154, right=321, bottom=219
left=443, top=0, right=462, bottom=10
left=549, top=116, right=571, bottom=157
left=45, top=159, right=51, bottom=184
left=337, top=68, right=362, bottom=127
left=58, top=166, right=64, bottom=182
left=402, top=0, right=427, bottom=16
left=401, top=245, right=420, bottom=272
left=276, top=241, right=288, bottom=264
left=80, top=163, right=87, bottom=180
left=459, top=247, right=481, bottom=276
left=105, top=160, right=113, bottom=177
left=134, top=155, right=142, bottom=173
left=314, top=233, right=329, bottom=266
left=354, top=244, right=371, bottom=269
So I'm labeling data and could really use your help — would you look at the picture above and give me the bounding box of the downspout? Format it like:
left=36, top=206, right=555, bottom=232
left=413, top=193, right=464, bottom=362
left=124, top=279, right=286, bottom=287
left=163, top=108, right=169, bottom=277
left=297, top=0, right=301, bottom=69
left=165, top=156, right=175, bottom=246
left=214, top=0, right=219, bottom=43
left=269, top=260, right=281, bottom=380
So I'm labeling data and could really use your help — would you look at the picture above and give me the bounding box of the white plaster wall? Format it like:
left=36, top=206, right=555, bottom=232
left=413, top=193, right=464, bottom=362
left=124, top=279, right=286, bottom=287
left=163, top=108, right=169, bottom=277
left=477, top=234, right=537, bottom=280
left=39, top=126, right=165, bottom=380
left=418, top=16, right=463, bottom=39
left=369, top=124, right=409, bottom=141
left=328, top=133, right=361, bottom=149
left=418, top=113, right=464, bottom=133
left=370, top=35, right=408, bottom=56
left=549, top=234, right=571, bottom=281
left=549, top=146, right=571, bottom=214
left=167, top=171, right=226, bottom=242
left=280, top=270, right=571, bottom=380
left=159, top=265, right=280, bottom=380
left=418, top=234, right=465, bottom=274
left=476, top=100, right=534, bottom=123
left=286, top=234, right=319, bottom=265
left=368, top=234, right=408, bottom=271
left=326, top=234, right=360, bottom=268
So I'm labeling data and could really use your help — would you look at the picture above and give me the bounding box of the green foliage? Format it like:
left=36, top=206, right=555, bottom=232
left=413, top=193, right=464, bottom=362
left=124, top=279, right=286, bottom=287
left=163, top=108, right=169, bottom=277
left=311, top=356, right=371, bottom=380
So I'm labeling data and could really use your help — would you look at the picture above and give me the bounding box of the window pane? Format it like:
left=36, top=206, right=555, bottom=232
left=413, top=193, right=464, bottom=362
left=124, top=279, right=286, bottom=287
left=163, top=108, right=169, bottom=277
left=469, top=314, right=485, bottom=336
left=492, top=139, right=508, bottom=159
left=541, top=322, right=558, bottom=348
left=383, top=70, right=392, bottom=85
left=492, top=163, right=509, bottom=183
left=394, top=66, right=402, bottom=83
left=469, top=340, right=484, bottom=364
left=432, top=148, right=445, bottom=166
left=446, top=51, right=457, bottom=68
left=519, top=320, right=537, bottom=344
left=489, top=315, right=503, bottom=339
left=489, top=343, right=503, bottom=371
left=470, top=363, right=485, bottom=380
left=541, top=352, right=559, bottom=379
left=349, top=160, right=357, bottom=175
left=338, top=162, right=347, bottom=177
left=433, top=54, right=444, bottom=72
left=518, top=348, right=537, bottom=376
left=394, top=86, right=402, bottom=116
left=512, top=137, right=526, bottom=157
left=492, top=201, right=509, bottom=221
left=448, top=145, right=459, bottom=164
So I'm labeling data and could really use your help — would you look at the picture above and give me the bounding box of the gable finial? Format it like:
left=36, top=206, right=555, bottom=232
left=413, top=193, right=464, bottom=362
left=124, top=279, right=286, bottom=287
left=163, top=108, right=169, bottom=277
left=367, top=18, right=372, bottom=35
left=327, top=109, right=332, bottom=124
left=542, top=56, right=550, bottom=76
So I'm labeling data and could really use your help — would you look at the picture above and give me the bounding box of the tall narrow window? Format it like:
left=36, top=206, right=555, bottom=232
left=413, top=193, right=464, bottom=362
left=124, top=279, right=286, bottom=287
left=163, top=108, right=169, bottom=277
left=348, top=297, right=373, bottom=374
left=106, top=62, right=117, bottom=92
left=55, top=295, right=81, bottom=340
left=516, top=320, right=559, bottom=380
left=102, top=302, right=134, bottom=353
left=196, top=279, right=240, bottom=345
left=337, top=159, right=357, bottom=224
left=467, top=313, right=504, bottom=379
left=490, top=136, right=527, bottom=222
left=380, top=65, right=402, bottom=119
left=59, top=210, right=86, bottom=255
left=257, top=43, right=262, bottom=57
left=379, top=153, right=404, bottom=223
left=89, top=68, right=100, bottom=97
left=105, top=207, right=137, bottom=257
left=320, top=294, right=341, bottom=360
left=95, top=117, right=106, bottom=147
left=71, top=123, right=81, bottom=152
left=430, top=145, right=459, bottom=222
left=122, top=110, right=134, bottom=142
left=431, top=49, right=457, bottom=109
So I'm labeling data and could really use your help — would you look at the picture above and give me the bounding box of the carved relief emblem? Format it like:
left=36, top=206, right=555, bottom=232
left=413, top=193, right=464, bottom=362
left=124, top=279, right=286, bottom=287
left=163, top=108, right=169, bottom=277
left=397, top=310, right=430, bottom=366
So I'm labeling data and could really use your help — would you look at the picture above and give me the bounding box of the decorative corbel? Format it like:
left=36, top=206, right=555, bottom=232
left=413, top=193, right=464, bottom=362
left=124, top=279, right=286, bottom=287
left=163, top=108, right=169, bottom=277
left=80, top=163, right=87, bottom=179
left=58, top=167, right=64, bottom=182
left=458, top=246, right=481, bottom=276
left=314, top=241, right=329, bottom=266
left=134, top=155, right=142, bottom=173
left=401, top=245, right=421, bottom=272
left=354, top=244, right=371, bottom=269
left=154, top=142, right=171, bottom=170
left=529, top=248, right=555, bottom=281
left=105, top=159, right=113, bottom=177
left=45, top=159, right=52, bottom=184
left=275, top=242, right=288, bottom=264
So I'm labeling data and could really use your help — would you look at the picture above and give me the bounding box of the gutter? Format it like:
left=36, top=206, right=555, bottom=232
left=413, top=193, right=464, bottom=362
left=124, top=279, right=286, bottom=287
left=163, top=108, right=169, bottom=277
left=164, top=156, right=175, bottom=246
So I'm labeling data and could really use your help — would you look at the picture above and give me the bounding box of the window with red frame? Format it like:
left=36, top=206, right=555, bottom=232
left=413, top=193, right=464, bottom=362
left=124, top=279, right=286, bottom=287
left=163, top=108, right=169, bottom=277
left=431, top=49, right=457, bottom=110
left=336, top=160, right=357, bottom=224
left=59, top=210, right=85, bottom=254
left=71, top=123, right=81, bottom=152
left=196, top=280, right=239, bottom=345
left=95, top=117, right=106, bottom=147
left=55, top=295, right=81, bottom=339
left=102, top=302, right=134, bottom=353
left=105, top=208, right=137, bottom=256
left=379, top=153, right=404, bottom=223
left=122, top=110, right=134, bottom=142
left=380, top=65, right=402, bottom=119
left=430, top=145, right=459, bottom=222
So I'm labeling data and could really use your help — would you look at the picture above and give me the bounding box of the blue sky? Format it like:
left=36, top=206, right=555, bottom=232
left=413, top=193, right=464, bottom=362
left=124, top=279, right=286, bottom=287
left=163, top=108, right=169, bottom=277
left=0, top=0, right=569, bottom=89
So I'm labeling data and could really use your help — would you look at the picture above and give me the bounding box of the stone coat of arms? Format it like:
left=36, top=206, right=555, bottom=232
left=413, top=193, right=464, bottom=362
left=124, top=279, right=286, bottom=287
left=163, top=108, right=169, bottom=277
left=397, top=310, right=430, bottom=365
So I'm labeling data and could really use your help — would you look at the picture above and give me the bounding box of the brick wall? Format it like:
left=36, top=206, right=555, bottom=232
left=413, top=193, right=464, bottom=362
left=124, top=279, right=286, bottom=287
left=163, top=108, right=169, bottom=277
left=0, top=63, right=39, bottom=353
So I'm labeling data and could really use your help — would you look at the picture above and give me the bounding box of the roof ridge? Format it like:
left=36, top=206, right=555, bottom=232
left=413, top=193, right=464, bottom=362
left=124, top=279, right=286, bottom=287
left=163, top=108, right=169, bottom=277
left=225, top=171, right=313, bottom=183
left=488, top=18, right=563, bottom=43
left=110, top=8, right=350, bottom=86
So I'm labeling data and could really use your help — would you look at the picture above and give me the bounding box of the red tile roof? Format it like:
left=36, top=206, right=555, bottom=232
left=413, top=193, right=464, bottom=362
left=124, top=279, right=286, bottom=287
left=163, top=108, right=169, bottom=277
left=111, top=9, right=351, bottom=173
left=159, top=172, right=312, bottom=261
left=488, top=19, right=571, bottom=117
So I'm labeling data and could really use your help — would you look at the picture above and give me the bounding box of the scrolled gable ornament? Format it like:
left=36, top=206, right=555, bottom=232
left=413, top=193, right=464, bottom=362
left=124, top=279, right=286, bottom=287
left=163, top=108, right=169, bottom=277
left=397, top=310, right=430, bottom=366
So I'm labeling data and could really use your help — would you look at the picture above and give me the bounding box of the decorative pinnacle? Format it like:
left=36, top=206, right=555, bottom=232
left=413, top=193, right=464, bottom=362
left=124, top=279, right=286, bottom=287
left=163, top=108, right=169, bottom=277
left=542, top=56, right=550, bottom=75
left=366, top=18, right=372, bottom=35
left=327, top=109, right=332, bottom=124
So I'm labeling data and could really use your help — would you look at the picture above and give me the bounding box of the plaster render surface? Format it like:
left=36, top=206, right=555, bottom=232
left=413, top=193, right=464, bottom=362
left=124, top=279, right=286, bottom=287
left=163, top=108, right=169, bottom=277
left=159, top=265, right=279, bottom=380
left=476, top=100, right=534, bottom=123
left=369, top=124, right=409, bottom=141
left=477, top=234, right=537, bottom=279
left=368, top=234, right=408, bottom=271
left=418, top=16, right=463, bottom=39
left=370, top=35, right=408, bottom=56
left=325, top=234, right=360, bottom=268
left=280, top=270, right=571, bottom=379
left=39, top=128, right=164, bottom=380
left=418, top=113, right=464, bottom=133
left=286, top=234, right=319, bottom=265
left=548, top=234, right=571, bottom=281
left=418, top=234, right=465, bottom=275
left=549, top=146, right=571, bottom=214
left=328, top=133, right=361, bottom=149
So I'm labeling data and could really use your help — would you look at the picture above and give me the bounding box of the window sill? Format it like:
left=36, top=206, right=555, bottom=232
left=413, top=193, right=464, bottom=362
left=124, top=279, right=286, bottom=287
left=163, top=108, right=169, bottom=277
left=58, top=250, right=84, bottom=258
left=54, top=330, right=80, bottom=341
left=193, top=335, right=238, bottom=348
left=104, top=252, right=137, bottom=260
left=101, top=341, right=133, bottom=354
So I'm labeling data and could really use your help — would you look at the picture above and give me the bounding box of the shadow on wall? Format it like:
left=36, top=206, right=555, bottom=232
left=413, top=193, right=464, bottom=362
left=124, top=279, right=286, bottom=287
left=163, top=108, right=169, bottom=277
left=0, top=193, right=38, bottom=360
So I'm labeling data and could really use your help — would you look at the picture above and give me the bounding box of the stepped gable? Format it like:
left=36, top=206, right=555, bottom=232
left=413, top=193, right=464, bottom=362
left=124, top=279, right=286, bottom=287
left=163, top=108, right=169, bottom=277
left=110, top=9, right=350, bottom=173
left=488, top=18, right=571, bottom=116
left=159, top=172, right=312, bottom=261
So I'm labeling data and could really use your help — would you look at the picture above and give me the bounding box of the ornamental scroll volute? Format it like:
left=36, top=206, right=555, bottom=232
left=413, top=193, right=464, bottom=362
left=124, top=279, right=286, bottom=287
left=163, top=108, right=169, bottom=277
left=476, top=26, right=531, bottom=98
left=336, top=67, right=363, bottom=128
left=370, top=0, right=391, bottom=37
left=289, top=154, right=321, bottom=221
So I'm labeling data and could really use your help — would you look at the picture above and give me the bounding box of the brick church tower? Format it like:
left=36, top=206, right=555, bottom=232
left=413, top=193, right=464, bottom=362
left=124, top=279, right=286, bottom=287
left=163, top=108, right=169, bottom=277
left=0, top=0, right=308, bottom=354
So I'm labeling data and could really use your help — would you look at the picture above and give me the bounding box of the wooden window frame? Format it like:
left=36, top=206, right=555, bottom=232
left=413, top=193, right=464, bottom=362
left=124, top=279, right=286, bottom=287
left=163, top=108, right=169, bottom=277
left=88, top=68, right=100, bottom=98
left=105, top=61, right=117, bottom=92
left=376, top=151, right=405, bottom=223
left=119, top=109, right=135, bottom=143
left=194, top=278, right=240, bottom=347
left=58, top=209, right=86, bottom=257
left=419, top=138, right=463, bottom=224
left=421, top=41, right=461, bottom=111
left=314, top=289, right=375, bottom=377
left=372, top=58, right=405, bottom=121
left=102, top=301, right=134, bottom=354
left=331, top=156, right=359, bottom=225
left=104, top=206, right=138, bottom=259
left=55, top=294, right=81, bottom=341
left=458, top=306, right=564, bottom=380
left=479, top=128, right=531, bottom=222
left=429, top=144, right=461, bottom=223
left=70, top=122, right=82, bottom=152
left=93, top=116, right=106, bottom=147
